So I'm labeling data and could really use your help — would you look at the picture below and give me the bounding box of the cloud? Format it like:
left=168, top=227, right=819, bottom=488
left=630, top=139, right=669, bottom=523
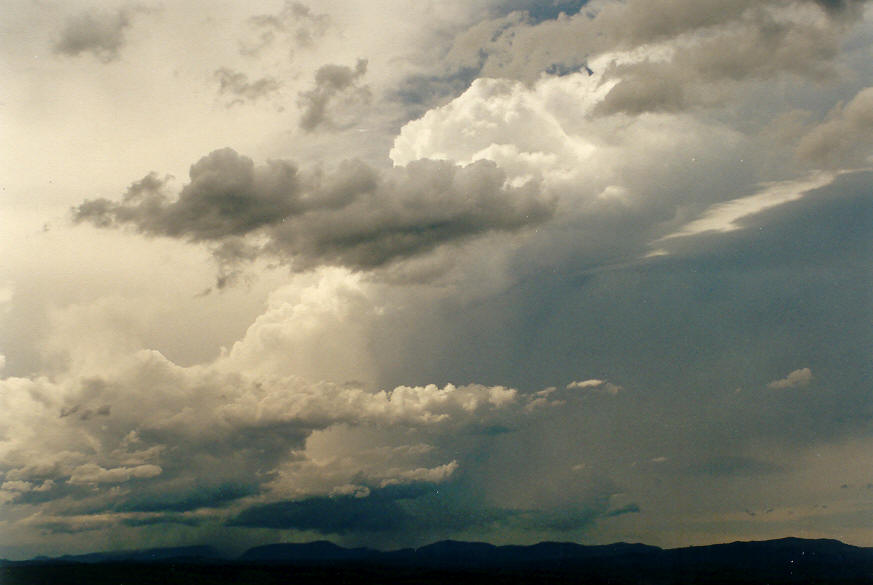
left=7, top=0, right=873, bottom=555
left=382, top=461, right=459, bottom=486
left=1, top=480, right=33, bottom=492
left=796, top=86, right=873, bottom=168
left=229, top=476, right=622, bottom=536
left=389, top=71, right=748, bottom=219
left=592, top=2, right=861, bottom=116
left=298, top=59, right=371, bottom=131
left=767, top=367, right=813, bottom=389
left=566, top=379, right=604, bottom=389
left=0, top=333, right=536, bottom=526
left=52, top=6, right=146, bottom=63
left=228, top=482, right=439, bottom=533
left=214, top=68, right=281, bottom=106
left=654, top=171, right=837, bottom=246
left=68, top=463, right=162, bottom=485
left=433, top=0, right=867, bottom=115
left=73, top=148, right=553, bottom=273
left=391, top=67, right=481, bottom=118
left=566, top=379, right=621, bottom=394
left=604, top=502, right=641, bottom=517
left=241, top=1, right=331, bottom=56
left=74, top=151, right=300, bottom=240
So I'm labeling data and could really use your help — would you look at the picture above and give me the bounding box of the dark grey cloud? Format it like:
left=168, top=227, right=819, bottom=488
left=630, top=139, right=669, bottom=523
left=595, top=5, right=856, bottom=116
left=73, top=148, right=553, bottom=273
left=814, top=0, right=870, bottom=18
left=605, top=503, right=641, bottom=518
left=75, top=149, right=302, bottom=240
left=228, top=483, right=431, bottom=533
left=120, top=514, right=202, bottom=527
left=433, top=0, right=868, bottom=110
left=298, top=59, right=370, bottom=132
left=117, top=482, right=260, bottom=513
left=52, top=6, right=145, bottom=63
left=35, top=521, right=103, bottom=535
left=214, top=68, right=281, bottom=106
left=228, top=480, right=624, bottom=537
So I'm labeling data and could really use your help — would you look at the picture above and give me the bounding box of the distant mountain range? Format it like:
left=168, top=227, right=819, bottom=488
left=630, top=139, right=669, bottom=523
left=3, top=537, right=872, bottom=584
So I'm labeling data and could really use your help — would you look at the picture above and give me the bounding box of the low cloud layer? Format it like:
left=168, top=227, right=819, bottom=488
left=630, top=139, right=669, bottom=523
left=0, top=320, right=575, bottom=539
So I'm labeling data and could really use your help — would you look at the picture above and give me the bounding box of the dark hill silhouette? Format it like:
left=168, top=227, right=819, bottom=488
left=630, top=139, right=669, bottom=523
left=39, top=545, right=224, bottom=564
left=240, top=540, right=377, bottom=562
left=2, top=537, right=872, bottom=584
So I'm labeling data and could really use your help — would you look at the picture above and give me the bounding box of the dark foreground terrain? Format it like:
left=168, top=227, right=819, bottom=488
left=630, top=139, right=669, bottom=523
left=3, top=537, right=872, bottom=584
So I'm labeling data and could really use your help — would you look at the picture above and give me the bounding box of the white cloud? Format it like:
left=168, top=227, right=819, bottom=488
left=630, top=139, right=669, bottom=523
left=381, top=460, right=459, bottom=486
left=768, top=367, right=813, bottom=389
left=68, top=463, right=163, bottom=485
left=390, top=73, right=609, bottom=180
left=567, top=379, right=605, bottom=389
left=390, top=67, right=749, bottom=241
left=655, top=171, right=837, bottom=245
left=219, top=268, right=379, bottom=383
left=566, top=379, right=622, bottom=394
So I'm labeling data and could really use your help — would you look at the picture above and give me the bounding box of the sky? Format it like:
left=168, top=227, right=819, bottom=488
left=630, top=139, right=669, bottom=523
left=1, top=0, right=872, bottom=560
